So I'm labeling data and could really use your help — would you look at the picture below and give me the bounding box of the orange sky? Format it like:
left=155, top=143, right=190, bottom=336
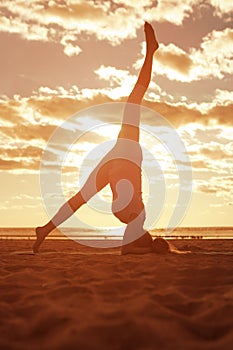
left=0, top=0, right=232, bottom=228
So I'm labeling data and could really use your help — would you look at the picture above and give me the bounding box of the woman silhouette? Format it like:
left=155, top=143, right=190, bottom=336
left=33, top=22, right=159, bottom=254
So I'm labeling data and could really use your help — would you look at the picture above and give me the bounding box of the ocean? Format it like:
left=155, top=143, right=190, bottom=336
left=0, top=227, right=232, bottom=240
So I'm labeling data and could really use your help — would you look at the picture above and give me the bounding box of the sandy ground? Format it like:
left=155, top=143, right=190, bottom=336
left=0, top=239, right=233, bottom=350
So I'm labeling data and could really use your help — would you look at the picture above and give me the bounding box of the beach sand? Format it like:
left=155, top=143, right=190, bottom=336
left=0, top=239, right=233, bottom=350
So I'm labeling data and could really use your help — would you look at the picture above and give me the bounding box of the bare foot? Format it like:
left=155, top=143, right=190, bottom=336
left=144, top=21, right=159, bottom=53
left=152, top=237, right=189, bottom=254
left=121, top=231, right=153, bottom=255
left=33, top=226, right=47, bottom=253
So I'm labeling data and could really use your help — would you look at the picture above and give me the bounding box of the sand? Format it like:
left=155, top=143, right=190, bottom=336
left=0, top=239, right=233, bottom=350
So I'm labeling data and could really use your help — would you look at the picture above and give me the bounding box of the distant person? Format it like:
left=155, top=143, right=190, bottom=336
left=34, top=22, right=159, bottom=254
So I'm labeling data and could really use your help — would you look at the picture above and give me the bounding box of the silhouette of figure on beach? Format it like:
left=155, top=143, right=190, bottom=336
left=33, top=22, right=160, bottom=254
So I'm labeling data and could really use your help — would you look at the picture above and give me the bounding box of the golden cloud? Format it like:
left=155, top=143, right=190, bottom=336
left=197, top=176, right=233, bottom=196
left=209, top=0, right=233, bottom=16
left=1, top=0, right=231, bottom=57
left=155, top=44, right=193, bottom=76
left=201, top=145, right=232, bottom=160
left=137, top=28, right=233, bottom=82
left=1, top=88, right=232, bottom=173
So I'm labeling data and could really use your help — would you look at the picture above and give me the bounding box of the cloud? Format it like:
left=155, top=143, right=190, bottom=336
left=208, top=104, right=233, bottom=126
left=201, top=145, right=233, bottom=160
left=0, top=12, right=49, bottom=41
left=145, top=0, right=196, bottom=25
left=182, top=125, right=233, bottom=177
left=197, top=176, right=233, bottom=198
left=62, top=42, right=82, bottom=57
left=0, top=1, right=83, bottom=56
left=191, top=160, right=209, bottom=169
left=214, top=89, right=233, bottom=105
left=135, top=28, right=233, bottom=82
left=0, top=0, right=140, bottom=52
left=154, top=43, right=193, bottom=81
left=144, top=99, right=233, bottom=127
left=1, top=123, right=57, bottom=142
left=94, top=65, right=137, bottom=98
left=1, top=85, right=233, bottom=142
left=0, top=89, right=112, bottom=171
left=95, top=65, right=171, bottom=102
left=193, top=27, right=233, bottom=79
left=0, top=155, right=40, bottom=170
left=209, top=0, right=233, bottom=16
left=191, top=125, right=232, bottom=145
left=1, top=0, right=231, bottom=57
left=0, top=97, right=27, bottom=124
left=0, top=158, right=24, bottom=170
left=197, top=184, right=221, bottom=194
left=158, top=87, right=233, bottom=115
left=147, top=0, right=233, bottom=24
left=60, top=33, right=82, bottom=57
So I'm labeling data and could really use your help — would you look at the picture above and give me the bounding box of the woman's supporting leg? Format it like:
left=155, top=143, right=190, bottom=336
left=33, top=160, right=110, bottom=252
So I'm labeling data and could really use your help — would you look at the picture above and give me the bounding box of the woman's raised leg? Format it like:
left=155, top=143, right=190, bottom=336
left=116, top=22, right=159, bottom=253
left=117, top=22, right=159, bottom=141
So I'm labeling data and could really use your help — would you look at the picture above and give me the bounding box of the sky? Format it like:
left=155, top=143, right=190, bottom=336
left=0, top=0, right=232, bottom=229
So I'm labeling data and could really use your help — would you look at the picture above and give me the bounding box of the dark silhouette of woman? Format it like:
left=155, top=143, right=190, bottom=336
left=33, top=22, right=159, bottom=254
